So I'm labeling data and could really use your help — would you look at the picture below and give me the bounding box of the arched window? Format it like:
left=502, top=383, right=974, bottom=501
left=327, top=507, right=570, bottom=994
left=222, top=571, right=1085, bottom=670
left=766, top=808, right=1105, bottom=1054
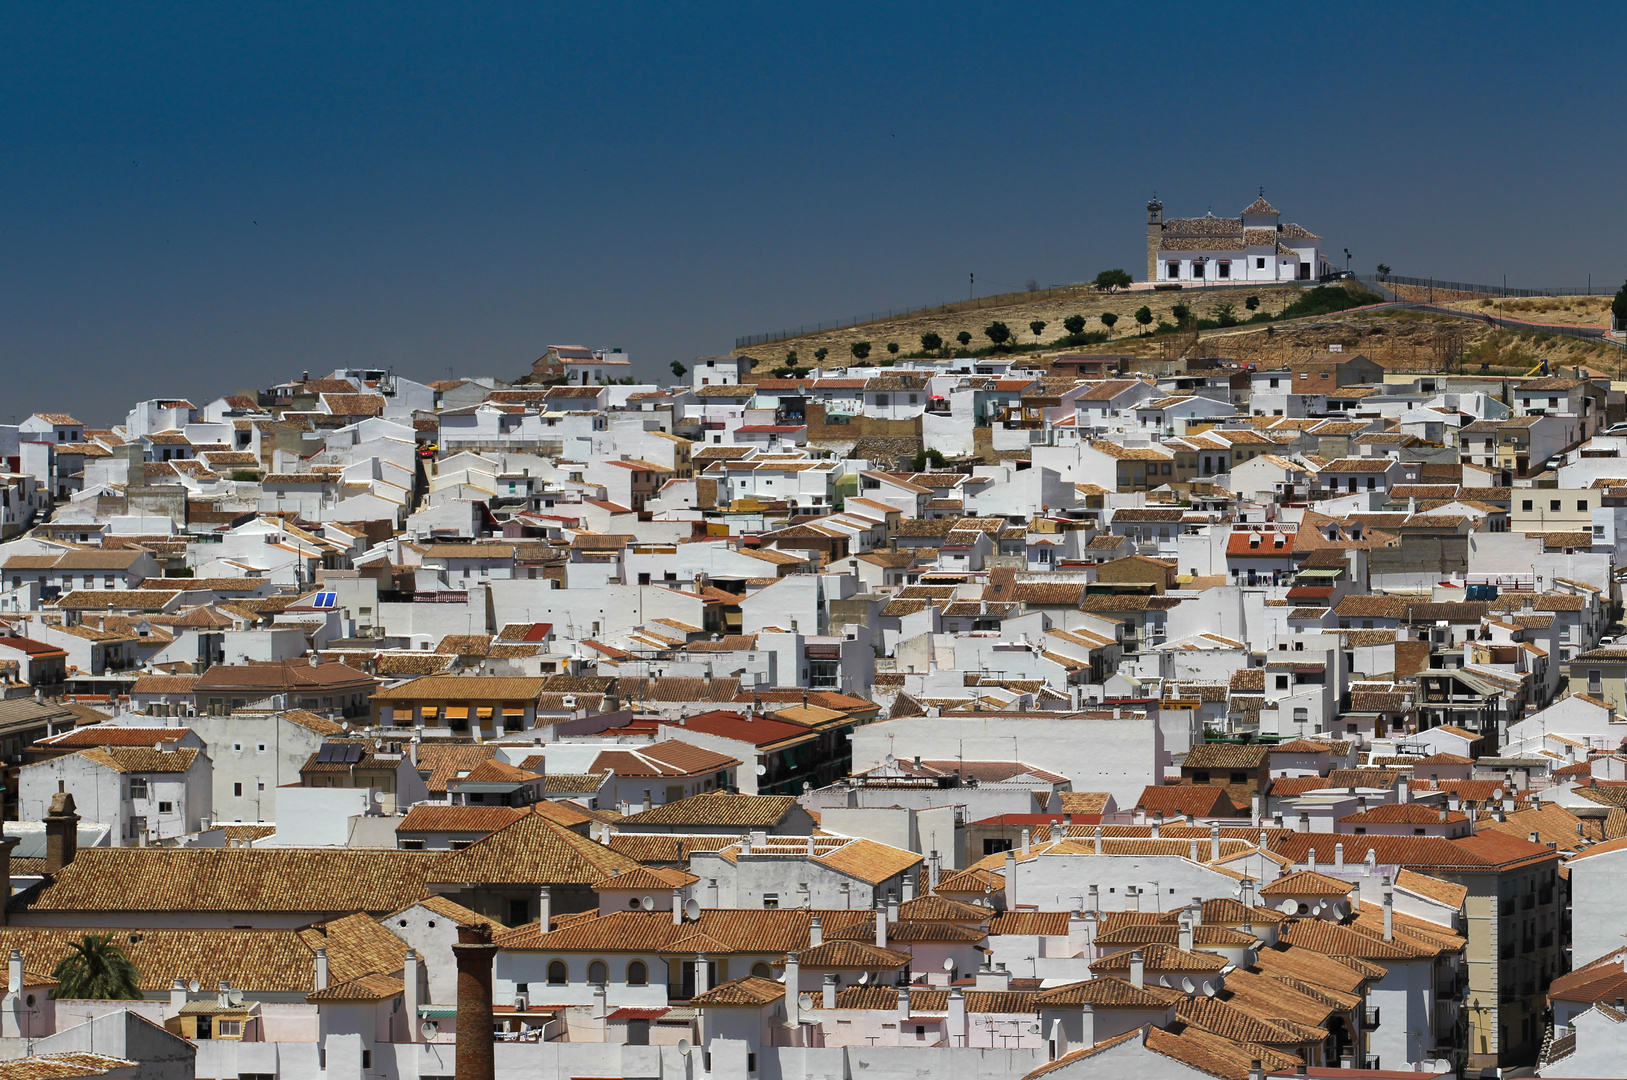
left=547, top=960, right=568, bottom=985
left=588, top=960, right=608, bottom=985
left=627, top=961, right=648, bottom=986
left=751, top=962, right=772, bottom=979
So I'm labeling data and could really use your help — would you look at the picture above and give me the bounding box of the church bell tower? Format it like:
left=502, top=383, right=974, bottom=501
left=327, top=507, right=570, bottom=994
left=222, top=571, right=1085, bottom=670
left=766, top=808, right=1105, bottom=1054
left=1146, top=195, right=1164, bottom=282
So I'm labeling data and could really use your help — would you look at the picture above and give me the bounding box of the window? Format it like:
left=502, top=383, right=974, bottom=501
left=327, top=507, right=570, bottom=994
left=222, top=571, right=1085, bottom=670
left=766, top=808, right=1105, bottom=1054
left=233, top=743, right=243, bottom=753
left=1191, top=770, right=1211, bottom=784
left=399, top=839, right=425, bottom=850
left=257, top=743, right=266, bottom=753
left=1522, top=500, right=1533, bottom=512
left=587, top=960, right=608, bottom=985
left=983, top=838, right=1013, bottom=855
left=1551, top=500, right=1561, bottom=512
left=233, top=783, right=243, bottom=797
left=1192, top=261, right=1204, bottom=279
left=1256, top=257, right=1266, bottom=269
left=1579, top=500, right=1589, bottom=512
left=1268, top=377, right=1279, bottom=389
left=1229, top=771, right=1247, bottom=784
left=1218, top=261, right=1230, bottom=279
left=1168, top=261, right=1180, bottom=278
left=219, top=1019, right=241, bottom=1037
left=547, top=961, right=568, bottom=985
left=627, top=960, right=648, bottom=986
left=751, top=962, right=772, bottom=978
left=762, top=893, right=780, bottom=909
left=103, top=575, right=114, bottom=587
left=875, top=394, right=889, bottom=407
left=130, top=778, right=149, bottom=800
left=1275, top=675, right=1289, bottom=689
left=158, top=801, right=173, bottom=814
left=361, top=1050, right=371, bottom=1069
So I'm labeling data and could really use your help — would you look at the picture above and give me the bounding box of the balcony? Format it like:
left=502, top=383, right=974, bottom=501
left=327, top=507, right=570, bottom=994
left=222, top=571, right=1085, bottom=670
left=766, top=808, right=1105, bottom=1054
left=1364, top=1006, right=1380, bottom=1028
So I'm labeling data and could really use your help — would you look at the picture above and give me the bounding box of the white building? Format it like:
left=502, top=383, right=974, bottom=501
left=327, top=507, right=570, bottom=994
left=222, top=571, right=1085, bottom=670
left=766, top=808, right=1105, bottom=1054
left=1146, top=193, right=1330, bottom=284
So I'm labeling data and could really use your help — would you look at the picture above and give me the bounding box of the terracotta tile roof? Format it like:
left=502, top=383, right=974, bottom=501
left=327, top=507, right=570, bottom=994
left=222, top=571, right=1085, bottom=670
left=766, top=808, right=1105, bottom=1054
left=791, top=939, right=910, bottom=969
left=1133, top=784, right=1236, bottom=818
left=1089, top=944, right=1226, bottom=974
left=1182, top=744, right=1269, bottom=770
left=411, top=744, right=501, bottom=794
left=21, top=849, right=438, bottom=914
left=815, top=839, right=921, bottom=885
left=425, top=814, right=642, bottom=886
left=395, top=805, right=528, bottom=834
left=617, top=791, right=797, bottom=827
left=77, top=746, right=199, bottom=774
left=1393, top=869, right=1468, bottom=909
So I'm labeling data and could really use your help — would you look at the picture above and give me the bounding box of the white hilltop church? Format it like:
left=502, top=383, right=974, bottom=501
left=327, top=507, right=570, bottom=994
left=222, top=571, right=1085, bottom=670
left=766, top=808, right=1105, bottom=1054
left=1145, top=191, right=1331, bottom=284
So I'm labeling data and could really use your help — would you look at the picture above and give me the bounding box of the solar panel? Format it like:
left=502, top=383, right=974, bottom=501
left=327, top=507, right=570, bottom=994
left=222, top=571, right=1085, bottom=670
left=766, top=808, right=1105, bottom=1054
left=314, top=744, right=337, bottom=764
left=313, top=591, right=338, bottom=609
left=344, top=743, right=364, bottom=763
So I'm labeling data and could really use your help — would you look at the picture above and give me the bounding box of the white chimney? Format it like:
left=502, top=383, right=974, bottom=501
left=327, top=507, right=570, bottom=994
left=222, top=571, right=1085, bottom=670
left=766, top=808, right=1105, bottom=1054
left=694, top=953, right=710, bottom=997
left=948, top=987, right=967, bottom=1042
left=1020, top=829, right=1031, bottom=856
left=784, top=954, right=800, bottom=1027
left=896, top=985, right=911, bottom=1028
left=314, top=947, right=329, bottom=990
left=1080, top=1002, right=1095, bottom=1048
left=1129, top=949, right=1145, bottom=989
left=822, top=973, right=837, bottom=1010
left=1382, top=876, right=1394, bottom=941
left=875, top=902, right=888, bottom=949
left=1004, top=851, right=1017, bottom=909
left=671, top=888, right=683, bottom=925
left=1210, top=822, right=1222, bottom=862
left=902, top=873, right=915, bottom=904
left=1398, top=778, right=1410, bottom=804
left=1307, top=847, right=1317, bottom=872
left=403, top=949, right=421, bottom=1040
left=539, top=886, right=552, bottom=931
left=1334, top=843, right=1344, bottom=870
left=928, top=850, right=940, bottom=893
left=809, top=915, right=823, bottom=947
left=5, top=951, right=20, bottom=995
left=169, top=976, right=186, bottom=1015
left=1178, top=914, right=1194, bottom=953
left=1250, top=792, right=1262, bottom=827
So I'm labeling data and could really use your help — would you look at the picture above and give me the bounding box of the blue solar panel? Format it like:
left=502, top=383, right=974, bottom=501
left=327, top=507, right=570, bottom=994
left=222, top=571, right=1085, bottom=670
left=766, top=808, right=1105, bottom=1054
left=312, top=591, right=338, bottom=609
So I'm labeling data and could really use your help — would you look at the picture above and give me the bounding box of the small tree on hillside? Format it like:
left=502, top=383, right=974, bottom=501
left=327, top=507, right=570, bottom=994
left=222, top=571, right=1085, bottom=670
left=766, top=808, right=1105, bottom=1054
left=1062, top=314, right=1086, bottom=337
left=984, top=322, right=1012, bottom=348
left=911, top=448, right=947, bottom=471
left=956, top=331, right=973, bottom=348
left=887, top=342, right=899, bottom=357
left=920, top=331, right=943, bottom=352
left=786, top=350, right=799, bottom=366
left=850, top=342, right=871, bottom=361
left=669, top=360, right=687, bottom=379
left=1171, top=302, right=1192, bottom=325
left=1029, top=320, right=1047, bottom=340
left=1212, top=302, right=1238, bottom=328
left=1245, top=295, right=1260, bottom=312
left=1100, top=312, right=1119, bottom=332
left=1376, top=264, right=1391, bottom=277
left=1093, top=269, right=1133, bottom=292
left=814, top=347, right=828, bottom=363
left=1613, top=280, right=1627, bottom=328
left=51, top=934, right=141, bottom=1001
left=1134, top=306, right=1154, bottom=335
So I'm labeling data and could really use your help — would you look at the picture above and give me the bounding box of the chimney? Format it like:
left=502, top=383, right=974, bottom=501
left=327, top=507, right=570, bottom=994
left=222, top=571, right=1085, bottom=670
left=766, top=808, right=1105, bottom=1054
left=1129, top=949, right=1144, bottom=989
left=1094, top=827, right=1104, bottom=855
left=217, top=980, right=231, bottom=1009
left=896, top=985, right=911, bottom=1028
left=1334, top=843, right=1345, bottom=870
left=809, top=915, right=823, bottom=947
left=404, top=949, right=421, bottom=1040
left=1020, top=829, right=1031, bottom=856
left=453, top=925, right=498, bottom=1080
left=887, top=891, right=900, bottom=925
left=1272, top=811, right=1284, bottom=829
left=1241, top=878, right=1255, bottom=910
left=1382, top=875, right=1394, bottom=941
left=1080, top=1002, right=1095, bottom=1048
left=1307, top=847, right=1317, bottom=872
left=1004, top=851, right=1017, bottom=910
left=314, top=947, right=329, bottom=990
left=1249, top=1061, right=1264, bottom=1080
left=928, top=850, right=940, bottom=893
left=1251, top=792, right=1262, bottom=827
left=1398, top=778, right=1410, bottom=804
left=875, top=902, right=888, bottom=949
left=1210, top=822, right=1221, bottom=862
left=1088, top=884, right=1100, bottom=910
left=671, top=888, right=683, bottom=925
left=1529, top=831, right=1540, bottom=844
left=43, top=786, right=78, bottom=874
left=1298, top=811, right=1310, bottom=833
left=1126, top=885, right=1139, bottom=912
left=642, top=791, right=652, bottom=813
left=784, top=953, right=800, bottom=1027
left=1178, top=914, right=1194, bottom=953
left=822, top=973, right=837, bottom=1010
left=169, top=975, right=186, bottom=1015
left=694, top=952, right=711, bottom=998
left=1151, top=812, right=1162, bottom=839
left=902, top=873, right=915, bottom=904
left=948, top=986, right=967, bottom=1042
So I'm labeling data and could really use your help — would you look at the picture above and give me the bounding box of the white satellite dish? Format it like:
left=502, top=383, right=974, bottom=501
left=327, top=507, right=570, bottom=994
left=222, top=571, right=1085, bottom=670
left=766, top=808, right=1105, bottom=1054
left=1202, top=982, right=1217, bottom=997
left=942, top=957, right=956, bottom=972
left=857, top=972, right=869, bottom=985
left=799, top=992, right=815, bottom=1011
left=341, top=721, right=351, bottom=733
left=420, top=1019, right=439, bottom=1039
left=1334, top=900, right=1351, bottom=918
left=755, top=764, right=767, bottom=776
left=1158, top=975, right=1172, bottom=988
left=188, top=979, right=201, bottom=993
left=1180, top=977, right=1195, bottom=994
left=1311, top=901, right=1324, bottom=916
left=683, top=897, right=701, bottom=921
left=643, top=895, right=655, bottom=912
left=1493, top=787, right=1504, bottom=800
left=884, top=754, right=896, bottom=767
left=228, top=990, right=244, bottom=1006
left=1278, top=899, right=1297, bottom=915
left=373, top=790, right=385, bottom=805
left=676, top=1039, right=692, bottom=1056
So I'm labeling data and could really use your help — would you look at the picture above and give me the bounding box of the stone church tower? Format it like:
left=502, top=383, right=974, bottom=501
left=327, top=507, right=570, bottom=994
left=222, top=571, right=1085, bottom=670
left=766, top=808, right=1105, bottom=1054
left=1145, top=195, right=1163, bottom=282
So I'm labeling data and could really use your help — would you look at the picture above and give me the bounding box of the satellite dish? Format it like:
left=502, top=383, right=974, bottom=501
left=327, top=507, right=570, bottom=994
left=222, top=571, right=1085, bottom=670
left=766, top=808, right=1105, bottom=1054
left=676, top=1039, right=692, bottom=1056
left=799, top=993, right=815, bottom=1011
left=341, top=721, right=351, bottom=732
left=1180, top=977, right=1196, bottom=994
left=420, top=1019, right=439, bottom=1039
left=942, top=958, right=956, bottom=972
left=884, top=754, right=896, bottom=767
left=1334, top=900, right=1351, bottom=918
left=1493, top=787, right=1504, bottom=800
left=683, top=898, right=701, bottom=921
left=643, top=896, right=655, bottom=912
left=188, top=979, right=201, bottom=993
left=857, top=972, right=870, bottom=985
left=1202, top=982, right=1217, bottom=997
left=1278, top=899, right=1297, bottom=915
left=1311, top=901, right=1324, bottom=916
left=1158, top=975, right=1172, bottom=988
left=228, top=990, right=244, bottom=1006
left=755, top=764, right=767, bottom=776
left=373, top=790, right=385, bottom=805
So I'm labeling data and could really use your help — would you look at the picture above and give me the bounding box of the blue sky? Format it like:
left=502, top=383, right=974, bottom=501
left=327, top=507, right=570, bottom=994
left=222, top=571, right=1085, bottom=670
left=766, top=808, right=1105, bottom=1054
left=2, top=2, right=1623, bottom=422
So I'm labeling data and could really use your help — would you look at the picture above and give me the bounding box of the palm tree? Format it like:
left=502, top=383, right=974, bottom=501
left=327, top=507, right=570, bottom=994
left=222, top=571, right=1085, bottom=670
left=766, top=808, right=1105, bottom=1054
left=51, top=933, right=142, bottom=1000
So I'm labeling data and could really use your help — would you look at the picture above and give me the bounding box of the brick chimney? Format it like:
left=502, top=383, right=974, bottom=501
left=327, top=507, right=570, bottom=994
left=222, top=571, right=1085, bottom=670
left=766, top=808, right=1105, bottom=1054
left=453, top=924, right=499, bottom=1080
left=44, top=785, right=78, bottom=875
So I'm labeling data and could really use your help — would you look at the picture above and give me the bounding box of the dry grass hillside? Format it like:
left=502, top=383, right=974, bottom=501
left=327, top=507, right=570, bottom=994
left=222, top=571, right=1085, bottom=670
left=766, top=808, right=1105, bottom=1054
left=1440, top=294, right=1613, bottom=327
left=731, top=284, right=1306, bottom=368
